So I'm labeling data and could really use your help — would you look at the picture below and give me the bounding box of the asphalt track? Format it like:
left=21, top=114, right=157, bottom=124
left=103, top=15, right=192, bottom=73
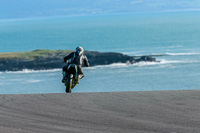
left=1, top=90, right=200, bottom=133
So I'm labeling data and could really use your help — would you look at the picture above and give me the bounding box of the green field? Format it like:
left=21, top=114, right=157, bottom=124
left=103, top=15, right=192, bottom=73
left=0, top=49, right=73, bottom=59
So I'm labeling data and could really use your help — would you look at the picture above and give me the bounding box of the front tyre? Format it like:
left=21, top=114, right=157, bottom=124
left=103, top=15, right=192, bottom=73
left=65, top=74, right=73, bottom=93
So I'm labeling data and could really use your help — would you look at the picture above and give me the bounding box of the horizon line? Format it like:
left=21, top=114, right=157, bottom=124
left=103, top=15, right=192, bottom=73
left=1, top=9, right=200, bottom=22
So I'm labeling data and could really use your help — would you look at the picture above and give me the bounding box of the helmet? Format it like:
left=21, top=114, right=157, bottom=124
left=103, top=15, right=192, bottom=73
left=75, top=46, right=84, bottom=56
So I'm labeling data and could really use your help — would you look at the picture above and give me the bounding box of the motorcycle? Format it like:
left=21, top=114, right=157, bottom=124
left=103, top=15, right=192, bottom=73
left=64, top=64, right=79, bottom=93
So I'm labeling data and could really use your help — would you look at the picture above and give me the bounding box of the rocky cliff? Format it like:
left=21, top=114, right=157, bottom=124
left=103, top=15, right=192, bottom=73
left=0, top=50, right=158, bottom=71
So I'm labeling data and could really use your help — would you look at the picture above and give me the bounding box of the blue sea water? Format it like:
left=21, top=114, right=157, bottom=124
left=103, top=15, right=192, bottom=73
left=0, top=11, right=200, bottom=94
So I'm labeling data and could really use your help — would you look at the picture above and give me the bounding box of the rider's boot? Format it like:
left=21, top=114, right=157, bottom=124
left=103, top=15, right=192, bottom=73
left=61, top=71, right=67, bottom=83
left=76, top=74, right=84, bottom=84
left=79, top=74, right=84, bottom=79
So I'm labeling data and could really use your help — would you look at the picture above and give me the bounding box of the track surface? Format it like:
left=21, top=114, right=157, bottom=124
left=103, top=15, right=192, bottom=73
left=1, top=90, right=200, bottom=133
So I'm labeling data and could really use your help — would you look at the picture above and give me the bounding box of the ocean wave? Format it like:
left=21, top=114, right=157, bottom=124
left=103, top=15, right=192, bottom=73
left=26, top=79, right=42, bottom=83
left=123, top=51, right=200, bottom=57
left=122, top=51, right=144, bottom=55
left=133, top=59, right=197, bottom=66
left=156, top=45, right=183, bottom=49
left=86, top=59, right=198, bottom=69
left=1, top=59, right=198, bottom=73
left=165, top=52, right=200, bottom=56
left=5, top=69, right=61, bottom=74
left=85, top=63, right=129, bottom=69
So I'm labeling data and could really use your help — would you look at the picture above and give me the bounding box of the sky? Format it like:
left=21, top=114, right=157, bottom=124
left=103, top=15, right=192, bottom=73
left=1, top=0, right=200, bottom=19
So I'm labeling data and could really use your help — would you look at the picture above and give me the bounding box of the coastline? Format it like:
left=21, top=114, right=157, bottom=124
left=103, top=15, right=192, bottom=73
left=1, top=90, right=200, bottom=133
left=0, top=49, right=157, bottom=71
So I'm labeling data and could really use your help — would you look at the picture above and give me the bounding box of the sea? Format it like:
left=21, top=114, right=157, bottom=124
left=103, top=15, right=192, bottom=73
left=0, top=11, right=200, bottom=94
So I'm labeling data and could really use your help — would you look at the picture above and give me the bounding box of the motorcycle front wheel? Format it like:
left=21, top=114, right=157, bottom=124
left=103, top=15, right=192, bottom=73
left=65, top=74, right=73, bottom=93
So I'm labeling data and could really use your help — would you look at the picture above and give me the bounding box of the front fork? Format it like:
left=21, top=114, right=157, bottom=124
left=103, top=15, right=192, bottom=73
left=75, top=74, right=79, bottom=84
left=63, top=71, right=80, bottom=85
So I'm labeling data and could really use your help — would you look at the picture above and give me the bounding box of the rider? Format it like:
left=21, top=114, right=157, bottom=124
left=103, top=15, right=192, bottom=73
left=62, top=46, right=89, bottom=83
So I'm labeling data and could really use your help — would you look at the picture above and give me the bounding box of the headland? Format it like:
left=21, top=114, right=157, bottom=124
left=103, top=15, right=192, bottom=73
left=0, top=49, right=160, bottom=71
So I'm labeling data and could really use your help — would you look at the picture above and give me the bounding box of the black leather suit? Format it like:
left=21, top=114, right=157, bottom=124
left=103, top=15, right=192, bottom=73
left=63, top=52, right=89, bottom=75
